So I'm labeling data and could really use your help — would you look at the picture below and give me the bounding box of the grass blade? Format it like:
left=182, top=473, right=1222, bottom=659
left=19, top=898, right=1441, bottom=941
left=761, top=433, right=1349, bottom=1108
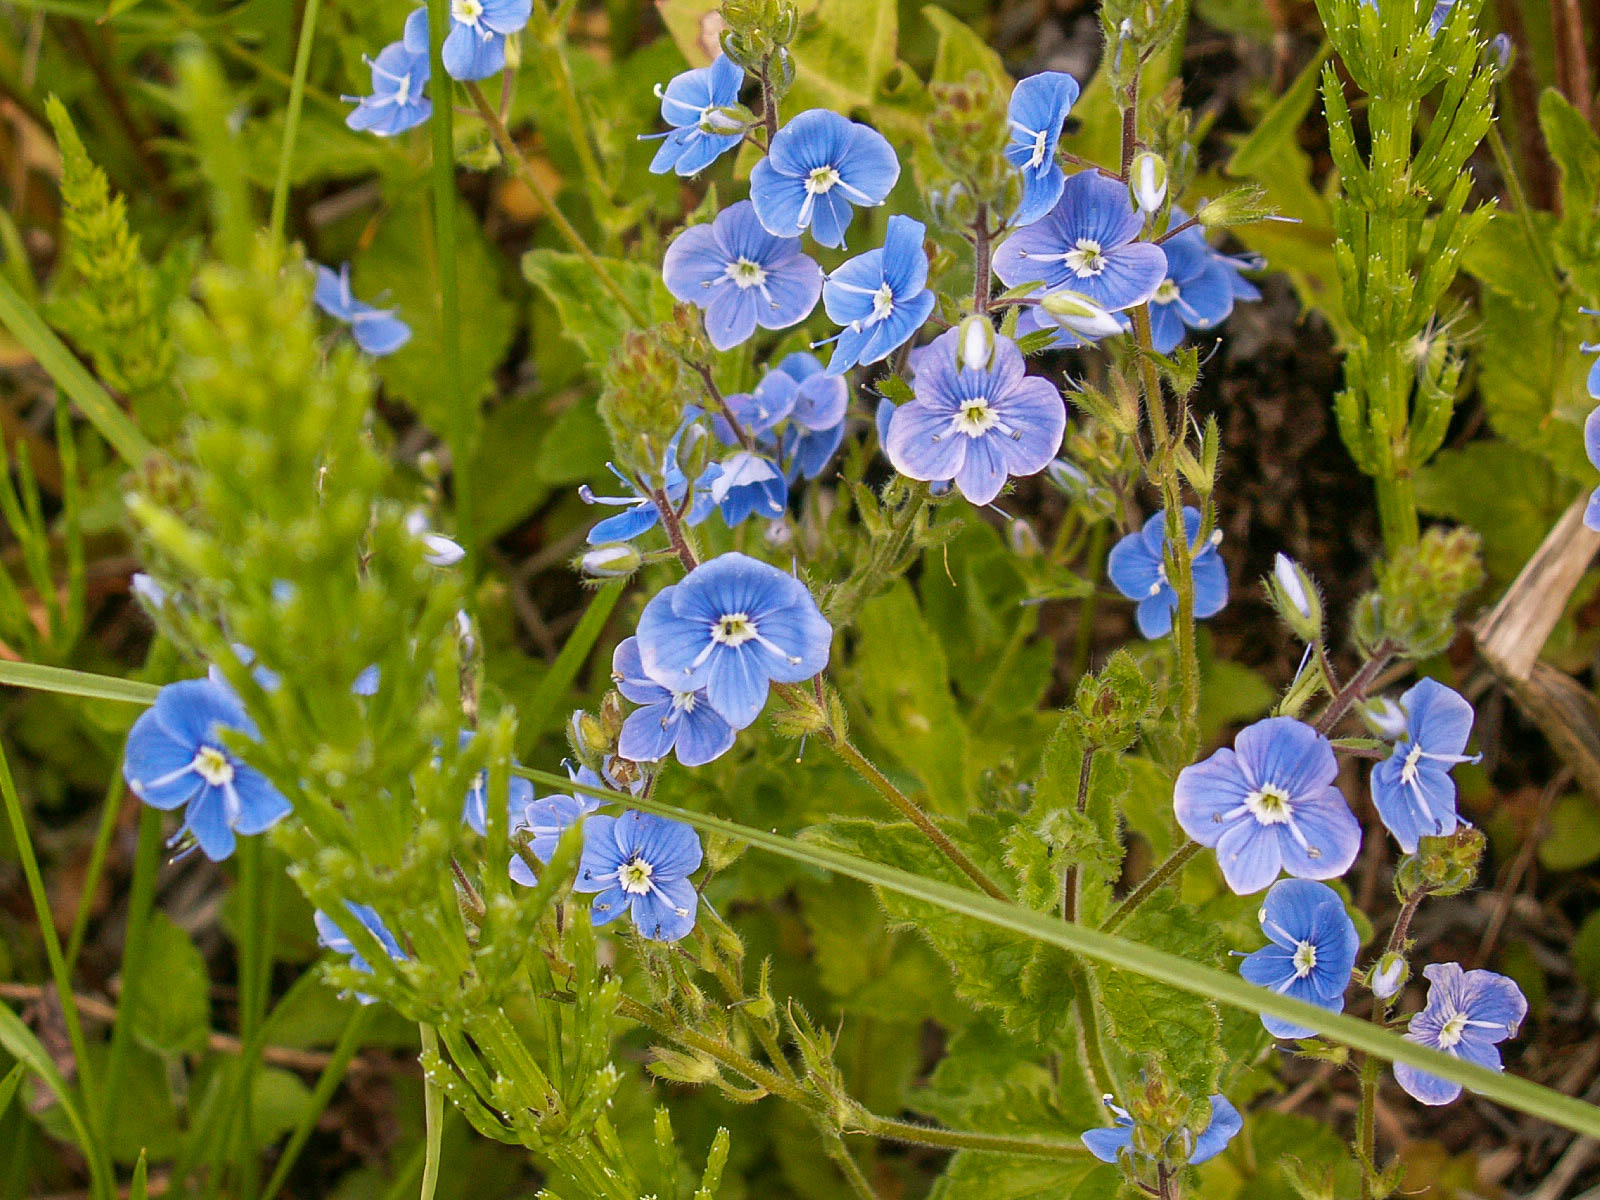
left=0, top=661, right=160, bottom=705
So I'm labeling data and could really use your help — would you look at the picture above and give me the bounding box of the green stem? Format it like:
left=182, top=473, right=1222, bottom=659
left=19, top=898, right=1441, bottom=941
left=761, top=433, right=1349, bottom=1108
left=1485, top=123, right=1560, bottom=291
left=822, top=1133, right=877, bottom=1200
left=65, top=753, right=129, bottom=971
left=1100, top=841, right=1199, bottom=934
left=465, top=82, right=648, bottom=327
left=267, top=0, right=322, bottom=243
left=826, top=486, right=930, bottom=627
left=1356, top=1052, right=1379, bottom=1200
left=260, top=1005, right=372, bottom=1200
left=1070, top=964, right=1117, bottom=1097
left=419, top=1025, right=444, bottom=1200
left=1061, top=747, right=1096, bottom=924
left=0, top=737, right=101, bottom=1133
left=851, top=1111, right=1091, bottom=1160
left=99, top=807, right=161, bottom=1134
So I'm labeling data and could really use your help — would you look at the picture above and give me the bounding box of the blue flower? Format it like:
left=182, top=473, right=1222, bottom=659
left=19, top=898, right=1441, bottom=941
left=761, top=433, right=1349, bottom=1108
left=713, top=369, right=801, bottom=442
left=1005, top=71, right=1081, bottom=228
left=1369, top=677, right=1478, bottom=852
left=459, top=732, right=536, bottom=837
left=1585, top=405, right=1600, bottom=532
left=635, top=551, right=832, bottom=728
left=820, top=215, right=936, bottom=376
left=750, top=109, right=900, bottom=247
left=123, top=679, right=292, bottom=862
left=884, top=326, right=1065, bottom=506
left=1174, top=717, right=1362, bottom=895
left=1106, top=507, right=1229, bottom=639
left=613, top=636, right=736, bottom=767
left=646, top=54, right=745, bottom=176
left=1240, top=878, right=1360, bottom=1039
left=312, top=263, right=412, bottom=356
left=992, top=170, right=1168, bottom=314
left=773, top=353, right=849, bottom=481
left=344, top=14, right=432, bottom=137
left=1081, top=1093, right=1242, bottom=1166
left=508, top=764, right=608, bottom=885
left=703, top=451, right=788, bottom=526
left=663, top=201, right=824, bottom=351
left=314, top=901, right=406, bottom=1004
left=1146, top=214, right=1241, bottom=353
left=581, top=454, right=715, bottom=545
left=421, top=0, right=531, bottom=82
left=1394, top=963, right=1527, bottom=1106
left=572, top=810, right=704, bottom=941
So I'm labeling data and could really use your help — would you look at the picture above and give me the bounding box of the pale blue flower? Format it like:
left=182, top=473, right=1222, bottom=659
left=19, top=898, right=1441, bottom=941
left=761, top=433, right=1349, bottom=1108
left=508, top=763, right=607, bottom=885
left=819, top=215, right=936, bottom=375
left=635, top=551, right=832, bottom=728
left=1082, top=1093, right=1242, bottom=1166
left=1175, top=717, right=1362, bottom=894
left=774, top=353, right=849, bottom=481
left=573, top=810, right=704, bottom=941
left=314, top=901, right=406, bottom=1004
left=458, top=730, right=536, bottom=837
left=419, top=0, right=531, bottom=82
left=1395, top=964, right=1527, bottom=1106
left=1106, top=507, right=1229, bottom=638
left=1146, top=212, right=1242, bottom=353
left=123, top=679, right=292, bottom=862
left=992, top=170, right=1168, bottom=314
left=646, top=54, right=745, bottom=176
left=750, top=109, right=900, bottom=247
left=613, top=636, right=736, bottom=767
left=663, top=201, right=823, bottom=351
left=884, top=326, right=1065, bottom=505
left=1005, top=72, right=1080, bottom=228
left=344, top=13, right=432, bottom=137
left=1240, top=878, right=1360, bottom=1039
left=1369, top=678, right=1478, bottom=852
left=312, top=262, right=411, bottom=356
left=1584, top=406, right=1600, bottom=532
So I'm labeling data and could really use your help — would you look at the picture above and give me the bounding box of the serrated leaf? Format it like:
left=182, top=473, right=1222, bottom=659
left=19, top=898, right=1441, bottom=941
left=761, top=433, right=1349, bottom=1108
left=522, top=248, right=674, bottom=369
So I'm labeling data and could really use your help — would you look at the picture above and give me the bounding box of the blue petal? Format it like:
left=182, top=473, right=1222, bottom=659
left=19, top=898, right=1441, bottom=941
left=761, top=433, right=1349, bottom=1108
left=1080, top=1125, right=1133, bottom=1163
left=351, top=312, right=412, bottom=356
left=1215, top=816, right=1286, bottom=894
left=629, top=874, right=699, bottom=941
left=1234, top=717, right=1338, bottom=798
left=1402, top=677, right=1475, bottom=758
left=1394, top=1055, right=1463, bottom=1106
left=1107, top=528, right=1162, bottom=602
left=1259, top=877, right=1341, bottom=944
left=1192, top=549, right=1229, bottom=620
left=613, top=636, right=669, bottom=705
left=673, top=701, right=736, bottom=766
left=479, top=0, right=531, bottom=35
left=618, top=702, right=681, bottom=763
left=181, top=785, right=237, bottom=861
left=574, top=814, right=625, bottom=886
left=442, top=25, right=505, bottom=80
left=1187, top=1095, right=1243, bottom=1164
left=1273, top=786, right=1361, bottom=882
left=124, top=707, right=202, bottom=811
left=748, top=156, right=808, bottom=239
left=587, top=501, right=660, bottom=545
left=228, top=767, right=293, bottom=835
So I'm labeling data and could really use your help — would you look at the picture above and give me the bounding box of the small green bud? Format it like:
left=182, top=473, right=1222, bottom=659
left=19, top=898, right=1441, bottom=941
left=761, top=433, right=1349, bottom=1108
left=1369, top=951, right=1408, bottom=1000
left=956, top=313, right=997, bottom=369
left=1195, top=183, right=1277, bottom=229
left=599, top=690, right=626, bottom=742
left=1040, top=291, right=1124, bottom=339
left=1074, top=649, right=1154, bottom=751
left=1268, top=552, right=1323, bottom=642
left=1130, top=150, right=1168, bottom=213
left=1395, top=826, right=1485, bottom=899
left=648, top=1047, right=723, bottom=1086
left=570, top=709, right=608, bottom=758
left=598, top=326, right=694, bottom=483
left=579, top=544, right=641, bottom=578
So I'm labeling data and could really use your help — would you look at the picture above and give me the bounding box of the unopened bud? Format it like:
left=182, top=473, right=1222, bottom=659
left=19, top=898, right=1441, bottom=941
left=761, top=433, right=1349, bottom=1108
left=1008, top=517, right=1041, bottom=557
left=957, top=313, right=997, bottom=371
left=570, top=710, right=607, bottom=757
left=581, top=544, right=642, bottom=578
left=1369, top=952, right=1408, bottom=1000
left=1040, top=290, right=1124, bottom=339
left=1487, top=32, right=1513, bottom=73
left=1268, top=552, right=1323, bottom=641
left=599, top=690, right=626, bottom=742
left=1196, top=183, right=1275, bottom=229
left=1130, top=151, right=1168, bottom=214
left=1361, top=697, right=1409, bottom=741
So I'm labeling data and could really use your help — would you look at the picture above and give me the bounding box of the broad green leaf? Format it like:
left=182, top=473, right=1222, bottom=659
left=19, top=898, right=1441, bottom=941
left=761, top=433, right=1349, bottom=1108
left=1538, top=793, right=1600, bottom=871
left=1198, top=651, right=1275, bottom=745
left=1227, top=44, right=1333, bottom=179
left=127, top=911, right=211, bottom=1054
left=930, top=1153, right=1099, bottom=1200
left=1231, top=1109, right=1361, bottom=1200
left=1417, top=441, right=1569, bottom=582
left=522, top=247, right=674, bottom=369
left=1540, top=88, right=1600, bottom=236
left=924, top=6, right=1009, bottom=91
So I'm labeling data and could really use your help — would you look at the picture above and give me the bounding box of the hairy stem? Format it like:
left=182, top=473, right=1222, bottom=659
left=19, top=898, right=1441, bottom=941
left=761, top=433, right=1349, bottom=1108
left=850, top=1111, right=1090, bottom=1160
left=1101, top=840, right=1200, bottom=934
left=1314, top=643, right=1396, bottom=735
left=1061, top=747, right=1097, bottom=924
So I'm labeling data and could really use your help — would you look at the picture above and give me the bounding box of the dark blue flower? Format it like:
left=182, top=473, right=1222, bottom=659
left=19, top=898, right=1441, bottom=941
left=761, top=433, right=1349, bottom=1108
left=1394, top=964, right=1526, bottom=1106
left=123, top=679, right=292, bottom=862
left=635, top=551, right=832, bottom=728
left=1369, top=677, right=1478, bottom=852
left=1174, top=717, right=1361, bottom=895
left=1106, top=507, right=1229, bottom=638
left=663, top=201, right=823, bottom=351
left=1239, top=878, right=1360, bottom=1039
left=992, top=170, right=1168, bottom=314
left=1082, top=1093, right=1242, bottom=1166
left=1005, top=71, right=1080, bottom=228
left=314, top=901, right=406, bottom=1004
left=820, top=215, right=936, bottom=375
left=702, top=451, right=788, bottom=526
left=646, top=54, right=745, bottom=176
left=613, top=636, right=736, bottom=767
left=750, top=109, right=900, bottom=248
left=773, top=353, right=849, bottom=481
left=312, top=262, right=411, bottom=356
left=573, top=810, right=704, bottom=941
left=344, top=13, right=432, bottom=137
left=884, top=326, right=1065, bottom=506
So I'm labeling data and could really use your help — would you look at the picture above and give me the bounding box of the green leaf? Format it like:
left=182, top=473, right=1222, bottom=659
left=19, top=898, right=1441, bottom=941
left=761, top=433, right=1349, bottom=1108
left=1417, top=441, right=1569, bottom=582
left=0, top=1063, right=24, bottom=1120
left=1198, top=650, right=1275, bottom=745
left=930, top=1153, right=1099, bottom=1200
left=1227, top=44, right=1333, bottom=179
left=923, top=5, right=1009, bottom=91
left=789, top=0, right=913, bottom=134
left=1538, top=793, right=1600, bottom=871
left=1234, top=1109, right=1360, bottom=1200
left=0, top=661, right=159, bottom=706
left=1540, top=88, right=1600, bottom=229
left=126, top=912, right=211, bottom=1054
left=0, top=1004, right=112, bottom=1195
left=522, top=247, right=674, bottom=370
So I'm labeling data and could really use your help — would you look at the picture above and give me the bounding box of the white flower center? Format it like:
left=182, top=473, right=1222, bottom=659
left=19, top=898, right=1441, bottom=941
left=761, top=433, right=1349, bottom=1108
left=1244, top=783, right=1293, bottom=825
left=1028, top=129, right=1048, bottom=169
left=619, top=856, right=655, bottom=895
left=193, top=745, right=234, bottom=787
left=870, top=283, right=895, bottom=321
left=726, top=257, right=768, bottom=289
left=956, top=397, right=998, bottom=436
left=711, top=612, right=758, bottom=647
left=1292, top=940, right=1318, bottom=979
left=1154, top=278, right=1181, bottom=305
left=806, top=165, right=841, bottom=194
left=671, top=691, right=698, bottom=713
left=1437, top=1010, right=1469, bottom=1050
left=451, top=0, right=483, bottom=24
left=1065, top=238, right=1106, bottom=278
left=1399, top=741, right=1426, bottom=786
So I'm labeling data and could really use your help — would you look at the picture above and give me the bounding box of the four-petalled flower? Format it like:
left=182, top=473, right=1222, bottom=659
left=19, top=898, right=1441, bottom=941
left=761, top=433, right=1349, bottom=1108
left=613, top=635, right=737, bottom=767
left=573, top=810, right=704, bottom=942
left=646, top=54, right=746, bottom=176
left=750, top=109, right=900, bottom=247
left=343, top=10, right=432, bottom=137
left=1394, top=963, right=1527, bottom=1106
left=312, top=262, right=412, bottom=357
left=1106, top=507, right=1229, bottom=639
left=1004, top=72, right=1081, bottom=228
left=1369, top=677, right=1479, bottom=853
left=819, top=215, right=935, bottom=375
left=1239, top=878, right=1360, bottom=1039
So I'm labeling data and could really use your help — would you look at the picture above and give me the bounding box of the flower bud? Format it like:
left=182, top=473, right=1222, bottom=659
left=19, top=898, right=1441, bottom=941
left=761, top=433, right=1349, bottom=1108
left=570, top=709, right=607, bottom=757
left=599, top=690, right=626, bottom=742
left=1369, top=952, right=1408, bottom=1000
left=1195, top=183, right=1275, bottom=229
left=581, top=544, right=642, bottom=578
left=1130, top=151, right=1168, bottom=214
left=1360, top=697, right=1409, bottom=741
left=1007, top=517, right=1041, bottom=558
left=1039, top=290, right=1124, bottom=339
left=1487, top=32, right=1513, bottom=73
left=1268, top=552, right=1323, bottom=641
left=957, top=314, right=997, bottom=371
left=130, top=572, right=167, bottom=610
